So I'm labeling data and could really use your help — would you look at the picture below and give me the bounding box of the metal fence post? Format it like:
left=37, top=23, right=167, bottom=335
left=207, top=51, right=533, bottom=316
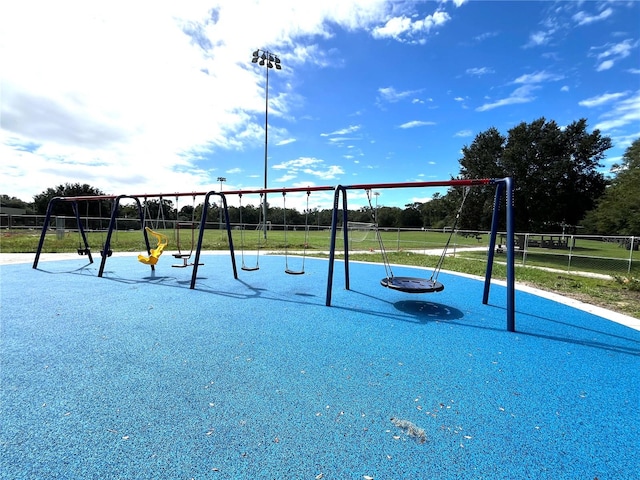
left=568, top=234, right=574, bottom=272
left=629, top=236, right=635, bottom=275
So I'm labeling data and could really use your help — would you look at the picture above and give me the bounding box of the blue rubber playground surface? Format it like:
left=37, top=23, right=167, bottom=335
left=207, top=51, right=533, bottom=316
left=1, top=254, right=639, bottom=479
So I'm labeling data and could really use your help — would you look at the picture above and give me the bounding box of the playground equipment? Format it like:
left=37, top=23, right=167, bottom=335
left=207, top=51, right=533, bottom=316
left=32, top=179, right=516, bottom=332
left=366, top=186, right=470, bottom=294
left=238, top=192, right=262, bottom=272
left=32, top=192, right=231, bottom=276
left=137, top=227, right=168, bottom=265
left=33, top=195, right=147, bottom=269
left=282, top=190, right=310, bottom=275
left=325, top=178, right=516, bottom=332
left=170, top=195, right=201, bottom=268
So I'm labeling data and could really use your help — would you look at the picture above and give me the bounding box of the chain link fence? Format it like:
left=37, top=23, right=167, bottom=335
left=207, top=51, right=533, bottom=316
left=2, top=214, right=638, bottom=277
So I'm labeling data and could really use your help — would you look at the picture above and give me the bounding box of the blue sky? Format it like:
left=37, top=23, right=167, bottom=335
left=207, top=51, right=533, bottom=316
left=1, top=0, right=639, bottom=211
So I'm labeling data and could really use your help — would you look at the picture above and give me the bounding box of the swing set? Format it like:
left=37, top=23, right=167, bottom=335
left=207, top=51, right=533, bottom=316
left=325, top=178, right=516, bottom=331
left=33, top=178, right=516, bottom=331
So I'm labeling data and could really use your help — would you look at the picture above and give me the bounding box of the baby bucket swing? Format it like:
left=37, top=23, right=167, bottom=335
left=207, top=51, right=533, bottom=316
left=367, top=186, right=470, bottom=293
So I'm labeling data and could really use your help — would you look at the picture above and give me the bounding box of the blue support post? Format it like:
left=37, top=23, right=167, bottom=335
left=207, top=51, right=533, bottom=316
left=505, top=177, right=516, bottom=332
left=483, top=181, right=504, bottom=304
left=325, top=185, right=349, bottom=306
left=33, top=197, right=60, bottom=269
left=190, top=191, right=236, bottom=289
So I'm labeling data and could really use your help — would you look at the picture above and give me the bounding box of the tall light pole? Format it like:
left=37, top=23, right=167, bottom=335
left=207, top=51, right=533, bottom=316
left=251, top=48, right=281, bottom=239
left=217, top=176, right=226, bottom=230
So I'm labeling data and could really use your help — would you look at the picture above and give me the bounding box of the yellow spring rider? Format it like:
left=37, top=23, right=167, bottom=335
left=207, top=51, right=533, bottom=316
left=137, top=227, right=168, bottom=265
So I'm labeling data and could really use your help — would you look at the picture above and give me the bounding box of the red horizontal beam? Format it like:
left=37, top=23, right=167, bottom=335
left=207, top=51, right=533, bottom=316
left=49, top=179, right=496, bottom=202
left=340, top=179, right=493, bottom=190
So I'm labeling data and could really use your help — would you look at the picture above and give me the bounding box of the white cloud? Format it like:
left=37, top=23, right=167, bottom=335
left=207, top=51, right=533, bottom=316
left=276, top=138, right=296, bottom=146
left=466, top=67, right=494, bottom=76
left=592, top=39, right=637, bottom=72
left=513, top=71, right=564, bottom=84
left=593, top=90, right=640, bottom=131
left=454, top=130, right=473, bottom=138
left=476, top=70, right=562, bottom=112
left=377, top=86, right=422, bottom=103
left=303, top=165, right=345, bottom=179
left=398, top=121, right=436, bottom=129
left=320, top=125, right=361, bottom=137
left=597, top=60, right=615, bottom=72
left=572, top=8, right=613, bottom=26
left=476, top=85, right=539, bottom=112
left=0, top=0, right=392, bottom=200
left=474, top=31, right=499, bottom=43
left=524, top=30, right=553, bottom=48
left=272, top=157, right=321, bottom=170
left=371, top=10, right=451, bottom=43
left=272, top=156, right=344, bottom=183
left=578, top=92, right=628, bottom=108
left=226, top=168, right=243, bottom=174
left=275, top=174, right=298, bottom=183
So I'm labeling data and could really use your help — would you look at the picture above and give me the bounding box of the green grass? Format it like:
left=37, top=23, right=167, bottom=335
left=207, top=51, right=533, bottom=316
left=342, top=251, right=640, bottom=319
left=2, top=229, right=639, bottom=319
left=0, top=228, right=471, bottom=254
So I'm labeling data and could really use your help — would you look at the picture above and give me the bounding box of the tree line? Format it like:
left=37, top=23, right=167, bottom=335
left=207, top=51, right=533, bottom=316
left=4, top=117, right=638, bottom=235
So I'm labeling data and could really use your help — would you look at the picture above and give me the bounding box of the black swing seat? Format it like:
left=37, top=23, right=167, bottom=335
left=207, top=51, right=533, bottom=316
left=171, top=253, right=203, bottom=268
left=380, top=276, right=444, bottom=293
left=285, top=269, right=305, bottom=275
left=241, top=265, right=260, bottom=272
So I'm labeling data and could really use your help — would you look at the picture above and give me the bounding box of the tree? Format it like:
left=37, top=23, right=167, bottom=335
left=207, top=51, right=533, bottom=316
left=420, top=193, right=449, bottom=229
left=399, top=202, right=423, bottom=228
left=0, top=195, right=33, bottom=213
left=457, top=118, right=611, bottom=231
left=33, top=183, right=107, bottom=215
left=376, top=206, right=401, bottom=228
left=582, top=138, right=640, bottom=235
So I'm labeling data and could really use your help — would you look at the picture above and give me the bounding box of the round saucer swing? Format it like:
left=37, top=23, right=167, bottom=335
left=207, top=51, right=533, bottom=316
left=366, top=186, right=470, bottom=294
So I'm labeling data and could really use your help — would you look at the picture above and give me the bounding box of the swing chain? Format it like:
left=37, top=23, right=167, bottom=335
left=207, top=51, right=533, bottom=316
left=430, top=186, right=471, bottom=281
